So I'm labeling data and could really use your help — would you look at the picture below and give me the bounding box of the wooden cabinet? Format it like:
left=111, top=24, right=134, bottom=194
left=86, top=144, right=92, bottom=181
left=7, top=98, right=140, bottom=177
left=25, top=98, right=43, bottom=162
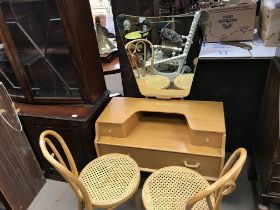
left=0, top=0, right=105, bottom=104
left=17, top=97, right=109, bottom=179
left=250, top=59, right=280, bottom=208
left=0, top=0, right=110, bottom=181
left=95, top=97, right=226, bottom=181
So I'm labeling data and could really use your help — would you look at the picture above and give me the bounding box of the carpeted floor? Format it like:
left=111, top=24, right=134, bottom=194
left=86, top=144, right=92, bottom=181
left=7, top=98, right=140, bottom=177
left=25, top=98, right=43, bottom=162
left=27, top=157, right=279, bottom=210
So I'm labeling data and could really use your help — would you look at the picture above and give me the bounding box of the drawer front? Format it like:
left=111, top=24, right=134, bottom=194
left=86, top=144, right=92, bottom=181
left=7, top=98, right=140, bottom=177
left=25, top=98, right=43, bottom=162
left=99, top=144, right=222, bottom=179
left=98, top=123, right=124, bottom=137
left=191, top=131, right=223, bottom=148
left=98, top=114, right=139, bottom=138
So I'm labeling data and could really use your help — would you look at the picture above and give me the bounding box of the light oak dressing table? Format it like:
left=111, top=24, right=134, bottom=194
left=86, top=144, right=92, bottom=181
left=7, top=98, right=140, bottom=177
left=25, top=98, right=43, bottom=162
left=95, top=12, right=226, bottom=181
left=95, top=97, right=226, bottom=181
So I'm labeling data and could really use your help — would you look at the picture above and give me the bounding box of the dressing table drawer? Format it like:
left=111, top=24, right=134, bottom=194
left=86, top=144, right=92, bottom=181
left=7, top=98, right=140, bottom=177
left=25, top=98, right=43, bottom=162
left=98, top=123, right=124, bottom=137
left=191, top=131, right=223, bottom=148
left=99, top=144, right=223, bottom=180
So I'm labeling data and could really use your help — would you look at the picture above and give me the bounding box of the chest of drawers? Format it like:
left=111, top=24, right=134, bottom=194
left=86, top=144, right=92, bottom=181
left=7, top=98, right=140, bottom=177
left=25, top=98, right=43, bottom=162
left=95, top=97, right=226, bottom=181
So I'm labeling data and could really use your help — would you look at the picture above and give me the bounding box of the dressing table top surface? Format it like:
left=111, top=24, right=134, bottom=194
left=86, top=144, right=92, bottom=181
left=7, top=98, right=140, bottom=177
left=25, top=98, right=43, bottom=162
left=97, top=97, right=225, bottom=133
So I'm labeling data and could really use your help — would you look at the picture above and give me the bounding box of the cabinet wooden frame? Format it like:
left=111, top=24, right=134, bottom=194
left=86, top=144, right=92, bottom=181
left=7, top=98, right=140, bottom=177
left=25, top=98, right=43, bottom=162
left=0, top=0, right=106, bottom=104
left=250, top=58, right=280, bottom=208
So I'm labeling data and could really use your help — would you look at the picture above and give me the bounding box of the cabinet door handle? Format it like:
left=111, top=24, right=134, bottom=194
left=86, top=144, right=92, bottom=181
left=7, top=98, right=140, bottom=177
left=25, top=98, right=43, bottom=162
left=183, top=161, right=200, bottom=169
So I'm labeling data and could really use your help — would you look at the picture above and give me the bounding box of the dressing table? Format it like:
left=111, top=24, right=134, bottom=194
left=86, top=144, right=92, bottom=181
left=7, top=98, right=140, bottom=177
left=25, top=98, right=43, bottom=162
left=95, top=97, right=226, bottom=181
left=95, top=11, right=226, bottom=181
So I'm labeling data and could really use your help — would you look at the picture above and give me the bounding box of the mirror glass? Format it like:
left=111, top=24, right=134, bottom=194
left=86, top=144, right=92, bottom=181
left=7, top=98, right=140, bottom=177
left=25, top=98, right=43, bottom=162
left=116, top=12, right=201, bottom=99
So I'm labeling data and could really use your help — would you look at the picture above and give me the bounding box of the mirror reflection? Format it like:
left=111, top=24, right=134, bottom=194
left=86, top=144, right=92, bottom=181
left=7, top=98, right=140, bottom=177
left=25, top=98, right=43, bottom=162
left=116, top=11, right=201, bottom=99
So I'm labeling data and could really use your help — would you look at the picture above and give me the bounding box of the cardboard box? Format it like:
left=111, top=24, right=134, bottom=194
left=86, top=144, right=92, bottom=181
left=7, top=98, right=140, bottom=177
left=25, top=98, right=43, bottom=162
left=260, top=3, right=280, bottom=47
left=202, top=1, right=257, bottom=42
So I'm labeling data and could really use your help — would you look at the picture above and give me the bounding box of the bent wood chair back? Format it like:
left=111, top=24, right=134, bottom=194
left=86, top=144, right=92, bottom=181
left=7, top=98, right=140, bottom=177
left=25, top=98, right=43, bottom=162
left=186, top=148, right=247, bottom=210
left=125, top=38, right=155, bottom=78
left=39, top=130, right=92, bottom=210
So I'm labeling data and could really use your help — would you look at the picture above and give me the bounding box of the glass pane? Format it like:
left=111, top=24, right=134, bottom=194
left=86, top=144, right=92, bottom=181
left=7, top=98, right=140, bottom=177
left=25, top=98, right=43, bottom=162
left=0, top=44, right=23, bottom=96
left=116, top=12, right=201, bottom=99
left=1, top=0, right=80, bottom=99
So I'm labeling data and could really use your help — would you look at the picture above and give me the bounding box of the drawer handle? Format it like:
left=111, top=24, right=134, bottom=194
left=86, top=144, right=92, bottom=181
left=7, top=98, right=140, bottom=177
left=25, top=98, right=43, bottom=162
left=183, top=161, right=200, bottom=169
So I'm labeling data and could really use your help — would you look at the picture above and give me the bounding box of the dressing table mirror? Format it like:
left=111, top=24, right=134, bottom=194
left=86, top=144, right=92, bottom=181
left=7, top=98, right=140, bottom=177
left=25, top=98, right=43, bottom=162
left=95, top=12, right=226, bottom=182
left=116, top=12, right=201, bottom=99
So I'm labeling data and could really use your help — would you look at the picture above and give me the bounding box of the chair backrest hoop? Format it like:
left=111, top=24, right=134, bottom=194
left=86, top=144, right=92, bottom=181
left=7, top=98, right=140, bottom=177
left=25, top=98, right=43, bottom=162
left=186, top=148, right=247, bottom=210
left=125, top=38, right=155, bottom=78
left=39, top=130, right=92, bottom=210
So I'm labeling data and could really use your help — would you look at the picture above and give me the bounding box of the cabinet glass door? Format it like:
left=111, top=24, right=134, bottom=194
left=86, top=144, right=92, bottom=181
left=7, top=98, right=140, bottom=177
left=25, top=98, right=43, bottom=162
left=0, top=0, right=81, bottom=100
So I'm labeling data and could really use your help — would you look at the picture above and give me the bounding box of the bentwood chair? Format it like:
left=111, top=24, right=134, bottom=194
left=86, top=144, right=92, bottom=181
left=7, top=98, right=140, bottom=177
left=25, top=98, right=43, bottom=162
left=142, top=148, right=247, bottom=210
left=39, top=130, right=141, bottom=210
left=125, top=39, right=171, bottom=90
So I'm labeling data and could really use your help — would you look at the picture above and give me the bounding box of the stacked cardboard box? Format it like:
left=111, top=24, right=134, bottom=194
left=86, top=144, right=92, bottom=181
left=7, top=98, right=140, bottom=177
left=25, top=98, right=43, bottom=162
left=260, top=1, right=280, bottom=47
left=202, top=1, right=257, bottom=42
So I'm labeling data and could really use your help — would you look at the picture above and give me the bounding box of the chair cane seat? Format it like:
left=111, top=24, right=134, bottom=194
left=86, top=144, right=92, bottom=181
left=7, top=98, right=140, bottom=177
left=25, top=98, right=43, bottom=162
left=142, top=166, right=215, bottom=210
left=138, top=75, right=170, bottom=89
left=79, top=153, right=140, bottom=208
left=174, top=73, right=194, bottom=90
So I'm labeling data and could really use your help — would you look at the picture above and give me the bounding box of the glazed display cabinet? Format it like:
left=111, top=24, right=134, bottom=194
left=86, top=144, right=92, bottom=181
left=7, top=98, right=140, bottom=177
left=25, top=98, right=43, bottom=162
left=0, top=0, right=110, bottom=180
left=0, top=0, right=106, bottom=104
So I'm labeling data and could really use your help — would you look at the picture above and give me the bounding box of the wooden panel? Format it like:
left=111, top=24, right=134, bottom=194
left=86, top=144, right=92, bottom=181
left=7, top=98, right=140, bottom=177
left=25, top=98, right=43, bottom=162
left=254, top=60, right=280, bottom=189
left=99, top=144, right=222, bottom=180
left=16, top=103, right=95, bottom=120
left=102, top=57, right=120, bottom=75
left=0, top=83, right=45, bottom=210
left=55, top=0, right=106, bottom=103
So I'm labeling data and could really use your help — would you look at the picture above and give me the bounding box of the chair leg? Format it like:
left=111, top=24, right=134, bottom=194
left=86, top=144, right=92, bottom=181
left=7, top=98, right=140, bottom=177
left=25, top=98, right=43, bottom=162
left=78, top=201, right=84, bottom=210
left=215, top=203, right=221, bottom=210
left=134, top=189, right=141, bottom=210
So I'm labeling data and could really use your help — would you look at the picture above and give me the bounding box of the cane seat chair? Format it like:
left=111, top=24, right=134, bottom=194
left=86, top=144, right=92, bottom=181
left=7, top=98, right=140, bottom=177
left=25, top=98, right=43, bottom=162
left=174, top=73, right=194, bottom=91
left=39, top=130, right=141, bottom=210
left=125, top=39, right=170, bottom=90
left=142, top=148, right=247, bottom=210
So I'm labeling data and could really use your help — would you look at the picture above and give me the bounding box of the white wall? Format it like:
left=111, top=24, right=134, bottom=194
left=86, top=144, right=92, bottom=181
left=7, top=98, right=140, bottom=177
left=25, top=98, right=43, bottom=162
left=104, top=73, right=123, bottom=95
